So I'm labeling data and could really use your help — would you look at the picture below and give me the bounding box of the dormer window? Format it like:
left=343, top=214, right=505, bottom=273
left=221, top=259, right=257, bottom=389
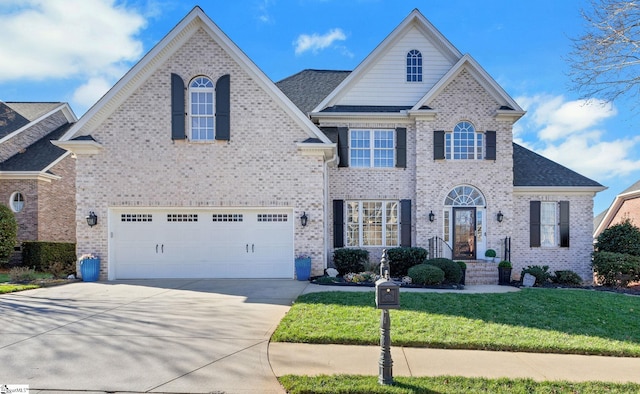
left=406, top=50, right=422, bottom=82
left=189, top=76, right=215, bottom=141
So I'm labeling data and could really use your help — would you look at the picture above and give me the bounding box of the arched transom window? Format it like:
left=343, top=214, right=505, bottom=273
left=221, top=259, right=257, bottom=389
left=189, top=76, right=214, bottom=141
left=444, top=185, right=485, bottom=206
left=406, top=49, right=422, bottom=82
left=445, top=121, right=484, bottom=160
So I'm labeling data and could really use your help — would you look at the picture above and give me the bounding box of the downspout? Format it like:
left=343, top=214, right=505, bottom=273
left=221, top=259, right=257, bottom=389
left=324, top=150, right=338, bottom=272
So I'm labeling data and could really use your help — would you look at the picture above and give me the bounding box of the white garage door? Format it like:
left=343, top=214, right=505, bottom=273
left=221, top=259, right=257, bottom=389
left=110, top=209, right=294, bottom=279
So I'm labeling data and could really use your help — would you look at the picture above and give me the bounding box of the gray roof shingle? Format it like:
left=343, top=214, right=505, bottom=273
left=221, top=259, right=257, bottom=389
left=0, top=102, right=30, bottom=139
left=513, top=143, right=603, bottom=187
left=276, top=69, right=350, bottom=114
left=0, top=123, right=72, bottom=172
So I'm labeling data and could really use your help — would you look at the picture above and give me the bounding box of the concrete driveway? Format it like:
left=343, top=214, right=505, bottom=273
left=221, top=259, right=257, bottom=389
left=0, top=279, right=308, bottom=393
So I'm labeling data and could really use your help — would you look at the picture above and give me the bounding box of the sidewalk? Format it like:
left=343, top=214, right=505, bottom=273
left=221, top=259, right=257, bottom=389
left=269, top=283, right=640, bottom=384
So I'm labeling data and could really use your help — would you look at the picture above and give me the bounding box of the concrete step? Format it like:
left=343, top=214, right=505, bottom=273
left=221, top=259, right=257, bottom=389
left=464, top=261, right=501, bottom=285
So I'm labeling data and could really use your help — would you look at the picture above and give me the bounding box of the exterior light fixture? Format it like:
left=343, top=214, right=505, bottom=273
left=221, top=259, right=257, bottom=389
left=300, top=211, right=308, bottom=227
left=428, top=211, right=435, bottom=222
left=497, top=211, right=504, bottom=223
left=86, top=211, right=98, bottom=227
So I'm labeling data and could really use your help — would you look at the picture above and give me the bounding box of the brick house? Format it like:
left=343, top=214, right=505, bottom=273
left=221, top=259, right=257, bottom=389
left=56, top=7, right=603, bottom=281
left=594, top=180, right=640, bottom=239
left=0, top=102, right=77, bottom=258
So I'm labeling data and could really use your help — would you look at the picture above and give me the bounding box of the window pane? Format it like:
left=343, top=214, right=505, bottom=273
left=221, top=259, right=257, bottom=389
left=362, top=202, right=382, bottom=246
left=347, top=202, right=360, bottom=247
left=385, top=202, right=399, bottom=246
left=541, top=202, right=556, bottom=246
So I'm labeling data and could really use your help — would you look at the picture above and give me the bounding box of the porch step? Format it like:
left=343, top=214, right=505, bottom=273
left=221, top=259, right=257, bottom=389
left=464, top=261, right=500, bottom=285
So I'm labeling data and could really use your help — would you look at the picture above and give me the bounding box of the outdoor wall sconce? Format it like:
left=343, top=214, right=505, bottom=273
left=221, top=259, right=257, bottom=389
left=86, top=211, right=98, bottom=227
left=428, top=211, right=435, bottom=222
left=497, top=211, right=504, bottom=223
left=300, top=211, right=308, bottom=227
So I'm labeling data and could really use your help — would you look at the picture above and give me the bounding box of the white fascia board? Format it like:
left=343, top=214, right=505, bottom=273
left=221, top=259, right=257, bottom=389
left=310, top=112, right=412, bottom=123
left=0, top=171, right=60, bottom=182
left=513, top=186, right=607, bottom=195
left=0, top=103, right=77, bottom=144
left=312, top=9, right=462, bottom=113
left=51, top=140, right=103, bottom=155
left=296, top=142, right=337, bottom=161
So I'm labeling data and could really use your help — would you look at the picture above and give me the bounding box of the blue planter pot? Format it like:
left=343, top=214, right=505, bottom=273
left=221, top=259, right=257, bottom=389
left=295, top=258, right=311, bottom=281
left=81, top=258, right=100, bottom=282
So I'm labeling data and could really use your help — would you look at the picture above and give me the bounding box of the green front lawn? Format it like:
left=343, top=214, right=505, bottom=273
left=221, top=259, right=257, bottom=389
left=0, top=284, right=39, bottom=293
left=279, top=375, right=640, bottom=394
left=272, top=289, right=640, bottom=357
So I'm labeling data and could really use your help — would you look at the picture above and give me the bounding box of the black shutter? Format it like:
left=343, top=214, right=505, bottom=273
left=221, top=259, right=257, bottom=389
left=485, top=130, right=496, bottom=160
left=215, top=74, right=230, bottom=141
left=320, top=126, right=338, bottom=143
left=396, top=127, right=407, bottom=168
left=434, top=130, right=445, bottom=160
left=333, top=200, right=344, bottom=247
left=559, top=201, right=570, bottom=247
left=400, top=199, right=411, bottom=247
left=337, top=127, right=349, bottom=167
left=530, top=201, right=541, bottom=247
left=171, top=73, right=185, bottom=140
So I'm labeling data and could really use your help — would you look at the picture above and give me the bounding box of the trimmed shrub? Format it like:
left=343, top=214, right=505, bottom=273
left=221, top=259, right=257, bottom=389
left=520, top=265, right=552, bottom=286
left=592, top=251, right=640, bottom=287
left=455, top=261, right=467, bottom=270
left=9, top=266, right=37, bottom=283
left=333, top=248, right=369, bottom=275
left=425, top=258, right=462, bottom=284
left=553, top=270, right=583, bottom=286
left=22, top=242, right=76, bottom=271
left=386, top=247, right=428, bottom=277
left=408, top=264, right=444, bottom=285
left=0, top=204, right=18, bottom=266
left=484, top=249, right=497, bottom=258
left=595, top=218, right=640, bottom=256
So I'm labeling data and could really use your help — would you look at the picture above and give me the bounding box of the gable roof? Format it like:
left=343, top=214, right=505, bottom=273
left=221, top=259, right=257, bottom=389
left=312, top=9, right=462, bottom=113
left=0, top=102, right=30, bottom=138
left=593, top=179, right=640, bottom=238
left=276, top=69, right=350, bottom=115
left=59, top=6, right=332, bottom=150
left=513, top=143, right=603, bottom=189
left=0, top=122, right=72, bottom=172
left=0, top=102, right=76, bottom=143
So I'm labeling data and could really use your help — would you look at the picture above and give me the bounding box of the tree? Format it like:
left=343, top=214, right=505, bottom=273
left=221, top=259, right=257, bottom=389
left=567, top=0, right=640, bottom=105
left=0, top=204, right=18, bottom=265
left=595, top=218, right=640, bottom=256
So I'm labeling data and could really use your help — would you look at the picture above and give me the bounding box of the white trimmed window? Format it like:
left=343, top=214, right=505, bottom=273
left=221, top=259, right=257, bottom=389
left=189, top=76, right=215, bottom=141
left=349, top=129, right=395, bottom=167
left=540, top=202, right=557, bottom=247
left=406, top=49, right=422, bottom=82
left=346, top=201, right=399, bottom=247
left=445, top=121, right=484, bottom=160
left=10, top=192, right=24, bottom=213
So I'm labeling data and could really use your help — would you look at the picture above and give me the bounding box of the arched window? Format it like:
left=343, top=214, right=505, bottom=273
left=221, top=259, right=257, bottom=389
left=445, top=121, right=484, bottom=160
left=189, top=76, right=215, bottom=141
left=444, top=185, right=485, bottom=206
left=406, top=50, right=422, bottom=82
left=10, top=192, right=24, bottom=213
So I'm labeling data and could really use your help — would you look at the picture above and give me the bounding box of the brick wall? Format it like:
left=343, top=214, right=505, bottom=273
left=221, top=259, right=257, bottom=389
left=73, top=28, right=326, bottom=279
left=37, top=154, right=76, bottom=242
left=609, top=197, right=640, bottom=228
left=0, top=179, right=38, bottom=242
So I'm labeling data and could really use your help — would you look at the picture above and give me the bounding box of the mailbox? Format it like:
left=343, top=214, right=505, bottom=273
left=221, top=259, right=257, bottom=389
left=375, top=278, right=400, bottom=309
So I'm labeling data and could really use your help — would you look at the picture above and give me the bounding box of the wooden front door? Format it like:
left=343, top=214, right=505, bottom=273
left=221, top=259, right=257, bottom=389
left=453, top=207, right=476, bottom=260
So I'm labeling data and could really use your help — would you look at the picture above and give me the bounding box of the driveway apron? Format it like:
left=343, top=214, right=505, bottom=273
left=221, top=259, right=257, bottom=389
left=0, top=279, right=308, bottom=393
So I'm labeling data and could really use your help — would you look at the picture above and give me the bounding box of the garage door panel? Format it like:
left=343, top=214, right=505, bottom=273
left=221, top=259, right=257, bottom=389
left=111, top=209, right=294, bottom=279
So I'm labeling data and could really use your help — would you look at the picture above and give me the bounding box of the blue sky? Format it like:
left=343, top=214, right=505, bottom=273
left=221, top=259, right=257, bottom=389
left=1, top=0, right=639, bottom=215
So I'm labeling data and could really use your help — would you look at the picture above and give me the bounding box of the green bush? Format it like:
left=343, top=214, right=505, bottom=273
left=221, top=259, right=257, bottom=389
left=0, top=204, right=18, bottom=266
left=22, top=242, right=76, bottom=271
left=386, top=247, right=428, bottom=277
left=520, top=265, right=551, bottom=286
left=408, top=264, right=444, bottom=285
left=9, top=266, right=37, bottom=283
left=592, top=251, right=640, bottom=287
left=553, top=270, right=583, bottom=286
left=595, top=219, right=640, bottom=256
left=484, top=249, right=497, bottom=258
left=425, top=258, right=462, bottom=284
left=333, top=248, right=369, bottom=275
left=498, top=260, right=512, bottom=268
left=455, top=261, right=467, bottom=270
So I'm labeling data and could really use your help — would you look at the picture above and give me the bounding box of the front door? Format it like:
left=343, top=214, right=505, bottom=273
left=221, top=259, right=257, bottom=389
left=453, top=207, right=476, bottom=259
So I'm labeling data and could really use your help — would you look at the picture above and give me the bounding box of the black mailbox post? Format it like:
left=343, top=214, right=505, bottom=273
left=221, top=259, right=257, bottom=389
left=375, top=249, right=399, bottom=385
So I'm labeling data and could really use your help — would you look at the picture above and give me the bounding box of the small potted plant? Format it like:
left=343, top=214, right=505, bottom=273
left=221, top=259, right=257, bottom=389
left=484, top=249, right=497, bottom=262
left=294, top=253, right=312, bottom=281
left=497, top=260, right=512, bottom=285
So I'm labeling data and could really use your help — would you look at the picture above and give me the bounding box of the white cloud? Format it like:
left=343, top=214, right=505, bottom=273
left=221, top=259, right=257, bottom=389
left=0, top=0, right=146, bottom=81
left=516, top=94, right=640, bottom=180
left=255, top=0, right=274, bottom=24
left=294, top=28, right=347, bottom=55
left=71, top=77, right=113, bottom=110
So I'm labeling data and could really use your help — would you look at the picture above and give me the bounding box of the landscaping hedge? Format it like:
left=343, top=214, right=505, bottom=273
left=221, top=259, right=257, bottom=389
left=424, top=258, right=462, bottom=284
left=408, top=264, right=444, bottom=285
left=386, top=247, right=428, bottom=277
left=333, top=248, right=369, bottom=275
left=21, top=242, right=76, bottom=271
left=592, top=251, right=640, bottom=287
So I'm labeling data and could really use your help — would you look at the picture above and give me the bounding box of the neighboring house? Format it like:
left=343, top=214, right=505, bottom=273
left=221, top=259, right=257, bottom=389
left=55, top=7, right=604, bottom=282
left=594, top=180, right=640, bottom=239
left=0, top=101, right=78, bottom=256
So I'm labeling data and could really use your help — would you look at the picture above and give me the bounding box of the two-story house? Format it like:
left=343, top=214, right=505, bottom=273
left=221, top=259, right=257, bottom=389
left=56, top=7, right=603, bottom=282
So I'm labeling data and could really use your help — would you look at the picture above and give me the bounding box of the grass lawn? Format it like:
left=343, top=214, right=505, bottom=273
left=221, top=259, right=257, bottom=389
left=279, top=375, right=640, bottom=394
left=0, top=284, right=39, bottom=293
left=272, top=289, right=640, bottom=357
